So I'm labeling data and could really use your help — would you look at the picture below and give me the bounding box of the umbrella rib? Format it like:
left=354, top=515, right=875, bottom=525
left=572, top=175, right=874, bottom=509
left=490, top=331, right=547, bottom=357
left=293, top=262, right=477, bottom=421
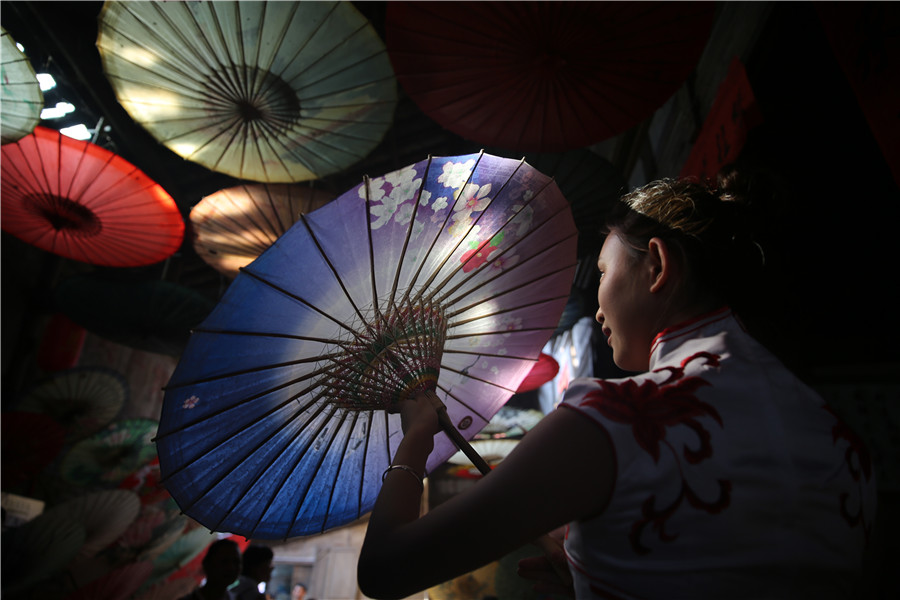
left=156, top=393, right=324, bottom=499
left=445, top=325, right=559, bottom=342
left=404, top=152, right=488, bottom=299
left=284, top=408, right=351, bottom=538
left=244, top=402, right=340, bottom=538
left=434, top=384, right=490, bottom=424
left=388, top=157, right=434, bottom=308
left=362, top=176, right=382, bottom=319
left=413, top=156, right=529, bottom=305
left=320, top=409, right=362, bottom=533
left=439, top=364, right=519, bottom=395
left=449, top=292, right=573, bottom=328
left=429, top=167, right=562, bottom=305
left=442, top=348, right=538, bottom=362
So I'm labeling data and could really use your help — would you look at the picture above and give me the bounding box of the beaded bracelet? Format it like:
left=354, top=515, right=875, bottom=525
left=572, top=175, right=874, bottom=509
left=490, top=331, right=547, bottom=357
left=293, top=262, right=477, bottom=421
left=382, top=464, right=423, bottom=490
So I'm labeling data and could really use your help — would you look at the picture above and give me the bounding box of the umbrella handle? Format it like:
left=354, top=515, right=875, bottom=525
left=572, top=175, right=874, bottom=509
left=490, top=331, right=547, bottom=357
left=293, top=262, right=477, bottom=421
left=428, top=393, right=574, bottom=589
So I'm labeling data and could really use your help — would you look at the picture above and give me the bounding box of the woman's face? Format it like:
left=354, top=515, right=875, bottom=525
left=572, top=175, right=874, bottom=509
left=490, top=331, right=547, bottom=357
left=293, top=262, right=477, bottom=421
left=595, top=232, right=657, bottom=372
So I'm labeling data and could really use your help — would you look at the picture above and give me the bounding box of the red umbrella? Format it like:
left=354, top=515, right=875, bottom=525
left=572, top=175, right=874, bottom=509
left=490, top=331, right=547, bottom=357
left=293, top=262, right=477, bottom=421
left=386, top=1, right=715, bottom=152
left=516, top=352, right=560, bottom=393
left=1, top=126, right=184, bottom=267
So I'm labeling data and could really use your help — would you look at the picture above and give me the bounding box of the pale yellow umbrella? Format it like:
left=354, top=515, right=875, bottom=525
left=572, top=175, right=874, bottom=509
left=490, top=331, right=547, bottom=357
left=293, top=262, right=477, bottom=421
left=96, top=0, right=397, bottom=183
left=191, top=182, right=334, bottom=278
left=0, top=27, right=43, bottom=145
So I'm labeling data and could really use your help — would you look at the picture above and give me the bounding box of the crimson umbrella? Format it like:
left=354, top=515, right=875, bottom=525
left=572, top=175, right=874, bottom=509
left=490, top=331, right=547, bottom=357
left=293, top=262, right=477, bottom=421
left=386, top=1, right=715, bottom=152
left=515, top=352, right=559, bottom=393
left=0, top=126, right=184, bottom=266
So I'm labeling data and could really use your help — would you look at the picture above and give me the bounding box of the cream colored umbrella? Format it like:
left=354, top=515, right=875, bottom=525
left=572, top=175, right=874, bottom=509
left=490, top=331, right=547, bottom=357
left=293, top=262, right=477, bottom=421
left=1, top=27, right=43, bottom=145
left=191, top=182, right=334, bottom=278
left=42, top=489, right=141, bottom=561
left=97, top=0, right=397, bottom=183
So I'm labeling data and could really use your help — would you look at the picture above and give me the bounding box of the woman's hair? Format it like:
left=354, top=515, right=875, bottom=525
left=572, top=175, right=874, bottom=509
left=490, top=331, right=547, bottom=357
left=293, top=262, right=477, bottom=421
left=604, top=164, right=776, bottom=312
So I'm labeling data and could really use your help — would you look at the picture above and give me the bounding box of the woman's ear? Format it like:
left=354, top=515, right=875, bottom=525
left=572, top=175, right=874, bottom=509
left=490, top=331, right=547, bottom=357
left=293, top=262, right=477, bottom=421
left=646, top=237, right=673, bottom=294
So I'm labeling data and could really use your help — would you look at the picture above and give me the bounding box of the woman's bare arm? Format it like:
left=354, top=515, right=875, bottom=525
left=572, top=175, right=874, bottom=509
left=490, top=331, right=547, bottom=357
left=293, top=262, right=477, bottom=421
left=357, top=396, right=614, bottom=599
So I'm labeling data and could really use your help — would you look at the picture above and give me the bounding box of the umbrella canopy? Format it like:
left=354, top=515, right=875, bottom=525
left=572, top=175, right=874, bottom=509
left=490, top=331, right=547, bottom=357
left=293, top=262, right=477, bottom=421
left=118, top=456, right=170, bottom=505
left=17, top=367, right=128, bottom=443
left=42, top=489, right=141, bottom=561
left=97, top=0, right=397, bottom=183
left=148, top=526, right=216, bottom=584
left=53, top=275, right=216, bottom=356
left=1, top=412, right=66, bottom=489
left=386, top=1, right=715, bottom=152
left=156, top=151, right=577, bottom=538
left=59, top=419, right=158, bottom=486
left=0, top=510, right=85, bottom=597
left=191, top=182, right=335, bottom=278
left=0, top=126, right=184, bottom=266
left=1, top=27, right=43, bottom=145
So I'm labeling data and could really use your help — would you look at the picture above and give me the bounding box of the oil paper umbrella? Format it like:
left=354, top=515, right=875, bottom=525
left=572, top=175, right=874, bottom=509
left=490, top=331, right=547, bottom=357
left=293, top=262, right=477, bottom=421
left=1, top=27, right=43, bottom=145
left=17, top=367, right=128, bottom=443
left=156, top=151, right=578, bottom=538
left=515, top=352, right=559, bottom=393
left=386, top=1, right=715, bottom=152
left=0, top=126, right=184, bottom=267
left=42, top=489, right=141, bottom=561
left=0, top=510, right=85, bottom=597
left=447, top=439, right=519, bottom=479
left=60, top=419, right=159, bottom=487
left=191, top=182, right=335, bottom=278
left=97, top=0, right=397, bottom=183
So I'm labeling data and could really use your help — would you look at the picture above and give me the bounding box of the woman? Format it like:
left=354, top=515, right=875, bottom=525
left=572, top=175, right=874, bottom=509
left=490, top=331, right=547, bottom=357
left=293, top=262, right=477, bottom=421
left=357, top=172, right=876, bottom=599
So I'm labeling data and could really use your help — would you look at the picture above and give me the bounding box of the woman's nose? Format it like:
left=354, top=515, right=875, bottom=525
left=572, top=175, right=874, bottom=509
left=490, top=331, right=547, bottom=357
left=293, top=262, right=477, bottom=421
left=595, top=307, right=604, bottom=325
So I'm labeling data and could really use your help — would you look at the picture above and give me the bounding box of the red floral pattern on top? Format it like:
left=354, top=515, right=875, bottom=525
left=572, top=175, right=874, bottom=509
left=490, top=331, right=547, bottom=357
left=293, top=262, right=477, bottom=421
left=826, top=405, right=875, bottom=542
left=581, top=351, right=731, bottom=554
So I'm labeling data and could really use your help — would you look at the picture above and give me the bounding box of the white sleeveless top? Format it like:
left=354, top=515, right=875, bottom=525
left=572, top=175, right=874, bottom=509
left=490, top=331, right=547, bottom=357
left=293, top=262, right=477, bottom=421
left=561, top=309, right=876, bottom=599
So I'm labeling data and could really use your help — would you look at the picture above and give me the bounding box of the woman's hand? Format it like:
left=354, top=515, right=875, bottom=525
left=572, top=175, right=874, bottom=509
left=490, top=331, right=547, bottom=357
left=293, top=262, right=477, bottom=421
left=396, top=390, right=442, bottom=440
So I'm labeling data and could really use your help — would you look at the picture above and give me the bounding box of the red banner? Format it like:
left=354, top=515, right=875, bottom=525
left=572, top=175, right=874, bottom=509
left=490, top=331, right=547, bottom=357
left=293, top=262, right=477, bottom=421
left=680, top=57, right=763, bottom=181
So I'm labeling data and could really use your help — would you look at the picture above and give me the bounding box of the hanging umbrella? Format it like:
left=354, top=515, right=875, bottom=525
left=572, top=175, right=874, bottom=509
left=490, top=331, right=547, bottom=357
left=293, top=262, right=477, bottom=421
left=53, top=275, right=216, bottom=356
left=515, top=352, right=559, bottom=393
left=17, top=367, right=128, bottom=443
left=42, top=489, right=141, bottom=561
left=0, top=510, right=85, bottom=597
left=1, top=412, right=66, bottom=489
left=96, top=0, right=397, bottom=183
left=447, top=439, right=519, bottom=479
left=59, top=419, right=158, bottom=486
left=63, top=560, right=153, bottom=600
left=155, top=151, right=577, bottom=538
left=477, top=405, right=545, bottom=439
left=118, top=456, right=170, bottom=505
left=191, top=182, right=335, bottom=278
left=1, top=27, right=43, bottom=145
left=386, top=1, right=715, bottom=153
left=0, top=126, right=184, bottom=266
left=148, top=526, right=216, bottom=584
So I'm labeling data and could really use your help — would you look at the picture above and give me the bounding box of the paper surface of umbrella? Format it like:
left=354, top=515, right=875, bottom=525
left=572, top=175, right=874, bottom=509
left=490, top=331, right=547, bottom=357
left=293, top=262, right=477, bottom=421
left=97, top=0, right=397, bottom=183
left=1, top=126, right=184, bottom=266
left=157, top=151, right=577, bottom=538
left=191, top=183, right=335, bottom=278
left=17, top=367, right=128, bottom=443
left=42, top=489, right=141, bottom=561
left=386, top=1, right=715, bottom=152
left=1, top=27, right=43, bottom=145
left=60, top=419, right=159, bottom=486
